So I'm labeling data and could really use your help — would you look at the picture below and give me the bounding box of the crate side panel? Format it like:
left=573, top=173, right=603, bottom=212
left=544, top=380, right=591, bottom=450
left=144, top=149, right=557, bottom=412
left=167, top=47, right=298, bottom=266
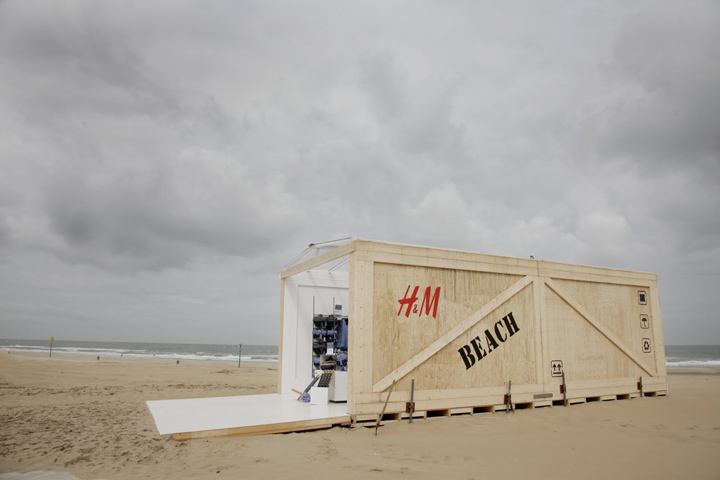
left=371, top=263, right=524, bottom=387
left=544, top=286, right=649, bottom=383
left=400, top=284, right=536, bottom=393
left=348, top=258, right=373, bottom=411
left=551, top=278, right=658, bottom=361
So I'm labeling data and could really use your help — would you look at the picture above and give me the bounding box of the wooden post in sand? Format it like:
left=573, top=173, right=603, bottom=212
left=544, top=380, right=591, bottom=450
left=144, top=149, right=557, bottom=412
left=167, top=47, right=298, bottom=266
left=238, top=343, right=243, bottom=368
left=375, top=380, right=396, bottom=436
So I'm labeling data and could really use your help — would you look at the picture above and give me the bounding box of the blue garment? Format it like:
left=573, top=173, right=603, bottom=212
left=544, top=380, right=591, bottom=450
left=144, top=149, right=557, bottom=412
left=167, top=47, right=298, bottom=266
left=336, top=318, right=348, bottom=351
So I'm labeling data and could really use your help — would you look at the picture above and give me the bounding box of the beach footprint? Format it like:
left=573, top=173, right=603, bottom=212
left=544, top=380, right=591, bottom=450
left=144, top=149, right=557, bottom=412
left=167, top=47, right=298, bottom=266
left=319, top=436, right=338, bottom=459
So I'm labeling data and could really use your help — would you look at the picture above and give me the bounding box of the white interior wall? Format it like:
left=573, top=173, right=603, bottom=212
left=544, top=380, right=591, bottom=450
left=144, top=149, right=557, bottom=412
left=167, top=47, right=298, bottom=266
left=281, top=270, right=349, bottom=394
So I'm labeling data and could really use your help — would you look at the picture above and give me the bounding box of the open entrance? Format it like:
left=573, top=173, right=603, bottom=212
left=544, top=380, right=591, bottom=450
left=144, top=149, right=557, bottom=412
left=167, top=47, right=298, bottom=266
left=280, top=238, right=352, bottom=411
left=146, top=240, right=354, bottom=439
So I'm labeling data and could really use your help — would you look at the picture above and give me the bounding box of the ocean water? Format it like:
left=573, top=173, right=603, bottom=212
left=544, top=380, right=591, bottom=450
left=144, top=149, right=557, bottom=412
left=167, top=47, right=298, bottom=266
left=665, top=345, right=720, bottom=368
left=1, top=340, right=717, bottom=368
left=0, top=339, right=278, bottom=364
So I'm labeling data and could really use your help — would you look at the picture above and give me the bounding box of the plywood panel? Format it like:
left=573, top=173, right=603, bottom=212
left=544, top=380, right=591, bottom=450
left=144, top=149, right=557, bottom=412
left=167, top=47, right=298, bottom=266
left=533, top=277, right=545, bottom=386
left=348, top=257, right=377, bottom=412
left=362, top=260, right=375, bottom=395
left=550, top=278, right=654, bottom=355
left=355, top=250, right=538, bottom=277
left=538, top=261, right=657, bottom=286
left=403, top=284, right=536, bottom=392
left=649, top=286, right=668, bottom=378
left=353, top=240, right=657, bottom=285
left=147, top=393, right=349, bottom=436
left=547, top=278, right=658, bottom=376
left=371, top=263, right=524, bottom=389
left=172, top=415, right=351, bottom=440
left=347, top=256, right=363, bottom=410
left=543, top=286, right=649, bottom=382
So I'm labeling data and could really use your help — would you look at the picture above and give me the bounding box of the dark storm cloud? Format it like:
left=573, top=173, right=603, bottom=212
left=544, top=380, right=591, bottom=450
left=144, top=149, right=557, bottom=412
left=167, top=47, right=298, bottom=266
left=0, top=0, right=306, bottom=272
left=40, top=164, right=303, bottom=271
left=0, top=5, right=179, bottom=125
left=0, top=0, right=718, bottom=344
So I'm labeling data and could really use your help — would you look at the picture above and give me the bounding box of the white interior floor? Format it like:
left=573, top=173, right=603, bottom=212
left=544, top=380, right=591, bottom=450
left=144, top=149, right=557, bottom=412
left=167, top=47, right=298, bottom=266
left=147, top=393, right=349, bottom=435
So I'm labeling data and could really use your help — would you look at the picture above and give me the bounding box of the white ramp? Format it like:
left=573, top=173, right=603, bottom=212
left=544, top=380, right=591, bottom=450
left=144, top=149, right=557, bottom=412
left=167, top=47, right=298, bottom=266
left=147, top=393, right=350, bottom=440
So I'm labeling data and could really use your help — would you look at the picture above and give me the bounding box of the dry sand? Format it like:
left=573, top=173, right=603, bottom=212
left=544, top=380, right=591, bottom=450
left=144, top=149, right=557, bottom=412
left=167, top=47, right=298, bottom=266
left=1, top=350, right=719, bottom=480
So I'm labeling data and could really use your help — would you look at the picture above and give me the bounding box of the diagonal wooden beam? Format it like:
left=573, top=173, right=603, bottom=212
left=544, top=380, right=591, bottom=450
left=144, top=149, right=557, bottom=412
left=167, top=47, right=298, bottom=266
left=372, top=275, right=534, bottom=392
left=544, top=278, right=655, bottom=376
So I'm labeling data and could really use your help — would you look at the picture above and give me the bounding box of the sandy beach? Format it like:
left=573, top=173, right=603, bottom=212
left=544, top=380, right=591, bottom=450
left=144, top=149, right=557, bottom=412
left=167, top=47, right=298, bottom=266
left=1, top=351, right=719, bottom=479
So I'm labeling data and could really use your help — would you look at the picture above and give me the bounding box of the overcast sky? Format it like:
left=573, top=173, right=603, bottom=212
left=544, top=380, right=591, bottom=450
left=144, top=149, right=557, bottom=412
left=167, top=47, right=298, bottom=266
left=0, top=1, right=718, bottom=346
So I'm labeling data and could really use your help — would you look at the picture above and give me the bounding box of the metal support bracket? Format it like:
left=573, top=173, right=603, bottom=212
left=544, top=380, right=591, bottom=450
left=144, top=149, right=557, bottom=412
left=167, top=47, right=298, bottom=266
left=504, top=380, right=514, bottom=414
left=407, top=379, right=416, bottom=424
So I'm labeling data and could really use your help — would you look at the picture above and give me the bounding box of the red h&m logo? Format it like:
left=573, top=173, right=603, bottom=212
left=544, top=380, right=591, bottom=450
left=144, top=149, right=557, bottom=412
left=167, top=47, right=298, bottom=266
left=397, top=286, right=441, bottom=318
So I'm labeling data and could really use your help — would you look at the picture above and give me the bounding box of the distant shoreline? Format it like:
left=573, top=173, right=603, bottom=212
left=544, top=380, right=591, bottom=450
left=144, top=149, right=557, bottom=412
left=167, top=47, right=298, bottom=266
left=0, top=349, right=278, bottom=369
left=667, top=366, right=720, bottom=375
left=4, top=350, right=718, bottom=374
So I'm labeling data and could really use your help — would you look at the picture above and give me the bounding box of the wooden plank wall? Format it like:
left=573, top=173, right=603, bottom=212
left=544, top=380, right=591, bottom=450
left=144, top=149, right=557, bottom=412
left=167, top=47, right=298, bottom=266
left=346, top=240, right=668, bottom=417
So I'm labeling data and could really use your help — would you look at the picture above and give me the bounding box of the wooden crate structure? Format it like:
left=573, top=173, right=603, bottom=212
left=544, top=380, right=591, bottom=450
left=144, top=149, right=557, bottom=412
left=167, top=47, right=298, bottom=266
left=279, top=239, right=667, bottom=421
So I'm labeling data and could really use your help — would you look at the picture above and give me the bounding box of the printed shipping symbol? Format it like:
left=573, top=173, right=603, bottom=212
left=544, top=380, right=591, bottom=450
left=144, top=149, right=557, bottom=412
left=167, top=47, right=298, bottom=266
left=551, top=360, right=563, bottom=377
